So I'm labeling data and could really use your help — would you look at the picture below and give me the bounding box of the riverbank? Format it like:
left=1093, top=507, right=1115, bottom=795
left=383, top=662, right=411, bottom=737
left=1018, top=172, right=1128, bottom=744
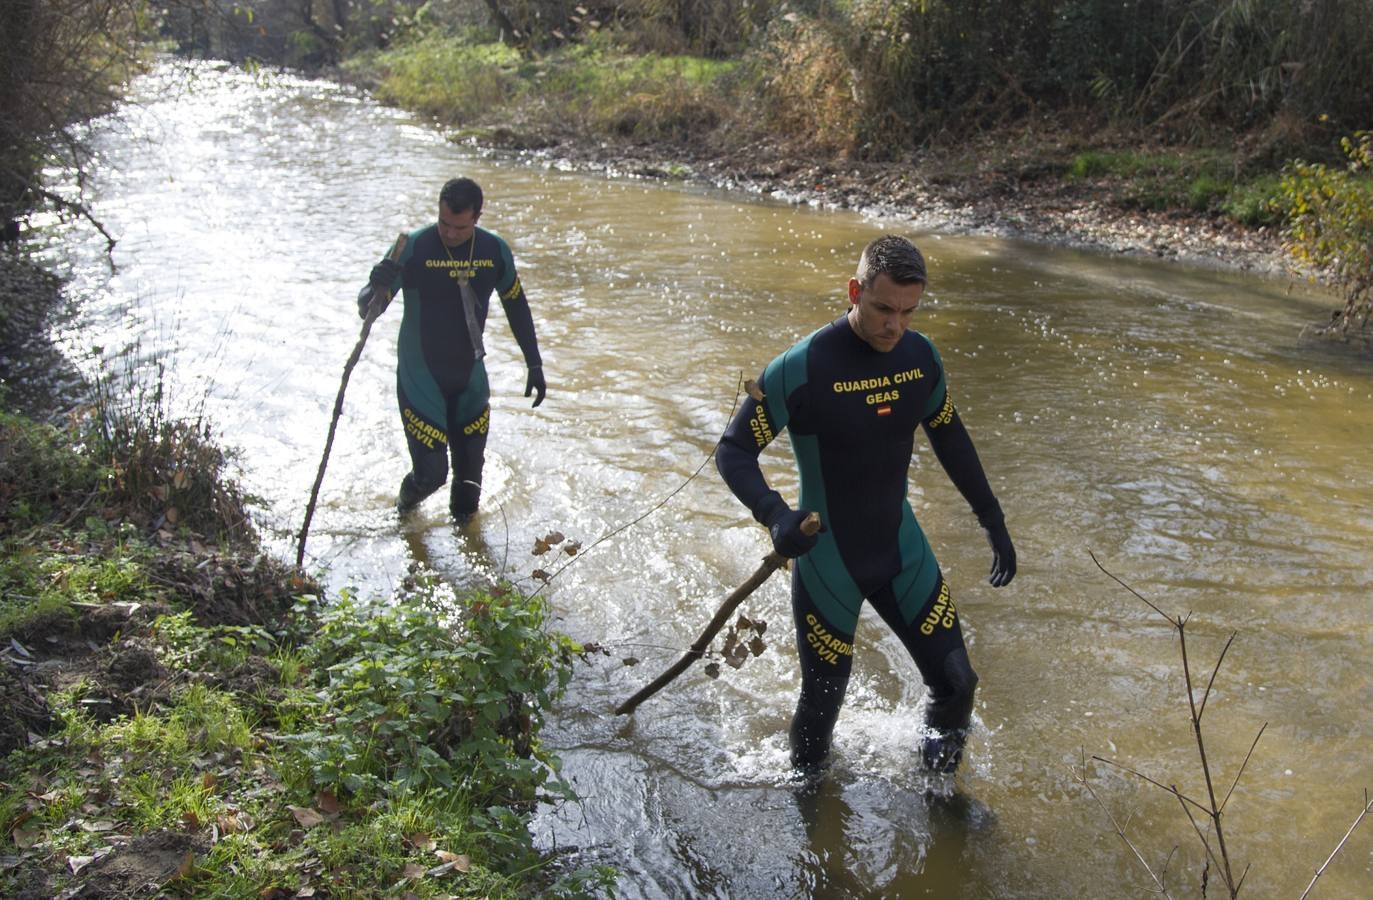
left=330, top=45, right=1310, bottom=289
left=477, top=127, right=1297, bottom=280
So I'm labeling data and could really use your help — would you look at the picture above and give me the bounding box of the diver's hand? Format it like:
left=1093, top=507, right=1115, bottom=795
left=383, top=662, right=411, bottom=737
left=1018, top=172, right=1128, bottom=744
left=767, top=507, right=821, bottom=559
left=984, top=521, right=1016, bottom=587
left=525, top=366, right=546, bottom=407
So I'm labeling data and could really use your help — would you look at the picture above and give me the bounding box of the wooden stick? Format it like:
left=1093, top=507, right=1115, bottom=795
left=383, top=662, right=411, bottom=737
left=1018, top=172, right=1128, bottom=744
left=615, top=512, right=820, bottom=715
left=295, top=233, right=407, bottom=568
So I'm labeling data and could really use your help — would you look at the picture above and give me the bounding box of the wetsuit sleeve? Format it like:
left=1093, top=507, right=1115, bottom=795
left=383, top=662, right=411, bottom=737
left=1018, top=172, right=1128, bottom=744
left=921, top=392, right=1004, bottom=528
left=494, top=239, right=542, bottom=368
left=716, top=359, right=797, bottom=527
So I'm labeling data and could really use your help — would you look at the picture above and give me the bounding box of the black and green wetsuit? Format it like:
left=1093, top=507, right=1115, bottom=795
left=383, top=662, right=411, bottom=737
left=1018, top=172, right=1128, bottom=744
left=717, top=315, right=1007, bottom=771
left=363, top=223, right=542, bottom=516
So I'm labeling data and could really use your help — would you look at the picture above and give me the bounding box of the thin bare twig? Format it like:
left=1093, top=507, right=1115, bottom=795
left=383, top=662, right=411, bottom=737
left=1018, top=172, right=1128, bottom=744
left=1088, top=550, right=1171, bottom=621
left=1299, top=790, right=1373, bottom=900
left=1176, top=624, right=1237, bottom=892
left=1220, top=724, right=1267, bottom=814
left=1091, top=756, right=1210, bottom=817
left=1196, top=632, right=1237, bottom=722
left=1090, top=552, right=1244, bottom=896
left=1072, top=752, right=1175, bottom=898
left=1172, top=788, right=1230, bottom=886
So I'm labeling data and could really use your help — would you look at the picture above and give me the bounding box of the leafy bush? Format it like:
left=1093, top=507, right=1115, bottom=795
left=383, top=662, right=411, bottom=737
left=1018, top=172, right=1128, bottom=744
left=1281, top=132, right=1373, bottom=336
left=285, top=578, right=579, bottom=809
left=0, top=410, right=105, bottom=534
left=1221, top=174, right=1285, bottom=226
left=749, top=13, right=861, bottom=155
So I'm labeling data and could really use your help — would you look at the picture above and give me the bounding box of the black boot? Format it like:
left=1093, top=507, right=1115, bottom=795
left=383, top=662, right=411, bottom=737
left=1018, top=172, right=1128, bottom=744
left=920, top=728, right=969, bottom=774
left=396, top=474, right=427, bottom=514
left=449, top=478, right=480, bottom=524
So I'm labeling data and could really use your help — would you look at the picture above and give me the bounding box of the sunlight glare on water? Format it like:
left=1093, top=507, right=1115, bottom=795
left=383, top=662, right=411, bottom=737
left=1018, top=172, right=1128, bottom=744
left=35, top=60, right=1373, bottom=898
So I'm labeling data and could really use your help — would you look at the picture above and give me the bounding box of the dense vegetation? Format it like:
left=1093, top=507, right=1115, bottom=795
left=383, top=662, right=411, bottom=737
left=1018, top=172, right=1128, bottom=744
left=0, top=341, right=607, bottom=895
left=180, top=1, right=1373, bottom=153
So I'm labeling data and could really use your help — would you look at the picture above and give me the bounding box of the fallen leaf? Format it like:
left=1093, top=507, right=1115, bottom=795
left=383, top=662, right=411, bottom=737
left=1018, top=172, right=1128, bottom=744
left=79, top=821, right=117, bottom=833
left=749, top=637, right=767, bottom=657
left=621, top=656, right=639, bottom=667
left=314, top=791, right=342, bottom=816
left=288, top=806, right=324, bottom=829
left=217, top=812, right=253, bottom=835
left=175, top=850, right=194, bottom=878
left=745, top=379, right=765, bottom=401
left=704, top=662, right=721, bottom=679
left=12, top=823, right=41, bottom=849
left=201, top=772, right=219, bottom=790
left=402, top=863, right=426, bottom=879
left=435, top=850, right=470, bottom=872
left=67, top=846, right=112, bottom=875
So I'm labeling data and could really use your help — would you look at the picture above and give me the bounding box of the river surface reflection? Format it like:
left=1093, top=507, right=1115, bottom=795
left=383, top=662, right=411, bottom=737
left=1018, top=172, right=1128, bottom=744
left=35, top=61, right=1373, bottom=898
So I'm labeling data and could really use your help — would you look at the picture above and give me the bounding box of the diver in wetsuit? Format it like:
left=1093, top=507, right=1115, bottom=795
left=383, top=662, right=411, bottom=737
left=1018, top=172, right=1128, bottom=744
left=716, top=235, right=1016, bottom=776
left=360, top=177, right=546, bottom=521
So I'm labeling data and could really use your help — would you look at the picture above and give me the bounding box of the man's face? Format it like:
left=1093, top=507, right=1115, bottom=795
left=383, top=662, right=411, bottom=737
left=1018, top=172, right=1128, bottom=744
left=437, top=203, right=480, bottom=249
left=847, top=273, right=924, bottom=352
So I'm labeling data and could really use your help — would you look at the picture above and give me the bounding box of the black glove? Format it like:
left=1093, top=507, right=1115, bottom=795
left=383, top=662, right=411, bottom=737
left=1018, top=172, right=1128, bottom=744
left=767, top=507, right=820, bottom=559
left=369, top=258, right=401, bottom=290
left=984, top=521, right=1016, bottom=587
left=525, top=366, right=546, bottom=407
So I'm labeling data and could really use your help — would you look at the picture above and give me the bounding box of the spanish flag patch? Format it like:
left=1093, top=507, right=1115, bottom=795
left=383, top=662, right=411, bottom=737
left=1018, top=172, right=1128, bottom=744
left=876, top=405, right=892, bottom=416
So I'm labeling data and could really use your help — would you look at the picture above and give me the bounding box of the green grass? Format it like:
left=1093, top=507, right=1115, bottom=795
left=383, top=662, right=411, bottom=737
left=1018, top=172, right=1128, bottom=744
left=364, top=31, right=737, bottom=143
left=1065, top=147, right=1293, bottom=221
left=1222, top=174, right=1286, bottom=226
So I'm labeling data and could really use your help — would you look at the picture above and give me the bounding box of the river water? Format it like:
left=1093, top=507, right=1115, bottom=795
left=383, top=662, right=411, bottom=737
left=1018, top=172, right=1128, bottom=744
left=32, top=61, right=1373, bottom=898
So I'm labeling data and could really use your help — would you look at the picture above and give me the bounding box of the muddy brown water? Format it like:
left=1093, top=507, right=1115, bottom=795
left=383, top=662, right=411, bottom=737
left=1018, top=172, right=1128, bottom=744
left=31, top=61, right=1373, bottom=897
